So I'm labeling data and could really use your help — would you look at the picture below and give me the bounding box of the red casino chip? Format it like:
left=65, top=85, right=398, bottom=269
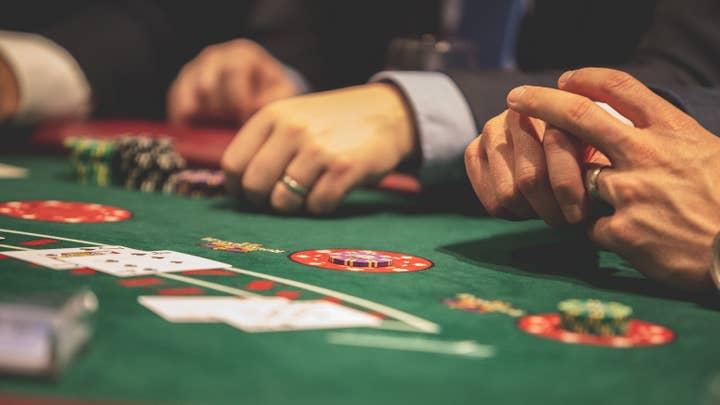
left=0, top=200, right=132, bottom=223
left=289, top=249, right=433, bottom=273
left=517, top=313, right=675, bottom=348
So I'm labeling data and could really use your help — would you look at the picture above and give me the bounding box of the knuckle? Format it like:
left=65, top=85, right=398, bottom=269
left=541, top=128, right=569, bottom=150
left=483, top=201, right=502, bottom=217
left=464, top=138, right=483, bottom=164
left=220, top=152, right=242, bottom=175
left=198, top=45, right=219, bottom=59
left=240, top=173, right=265, bottom=196
left=602, top=71, right=638, bottom=93
left=494, top=183, right=519, bottom=210
left=231, top=38, right=257, bottom=50
left=304, top=141, right=328, bottom=160
left=283, top=122, right=308, bottom=137
left=613, top=180, right=638, bottom=203
left=551, top=176, right=581, bottom=202
left=565, top=99, right=594, bottom=125
left=516, top=167, right=546, bottom=194
left=328, top=156, right=353, bottom=175
left=306, top=196, right=334, bottom=216
left=481, top=120, right=499, bottom=136
left=270, top=190, right=297, bottom=213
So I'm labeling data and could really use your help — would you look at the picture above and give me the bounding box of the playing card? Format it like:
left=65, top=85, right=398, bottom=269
left=220, top=300, right=382, bottom=332
left=0, top=163, right=28, bottom=179
left=213, top=297, right=294, bottom=331
left=63, top=250, right=231, bottom=277
left=1, top=246, right=142, bottom=270
left=138, top=296, right=262, bottom=323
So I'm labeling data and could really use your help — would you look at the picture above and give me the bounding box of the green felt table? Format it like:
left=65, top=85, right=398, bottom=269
left=0, top=154, right=719, bottom=405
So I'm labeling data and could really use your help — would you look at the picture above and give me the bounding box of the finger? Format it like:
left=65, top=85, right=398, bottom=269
left=222, top=65, right=254, bottom=123
left=508, top=111, right=565, bottom=227
left=194, top=58, right=225, bottom=120
left=557, top=68, right=681, bottom=128
left=167, top=67, right=200, bottom=124
left=584, top=165, right=620, bottom=206
left=588, top=215, right=622, bottom=252
left=482, top=120, right=535, bottom=218
left=241, top=122, right=301, bottom=205
left=465, top=136, right=504, bottom=216
left=305, top=156, right=363, bottom=215
left=220, top=110, right=275, bottom=176
left=543, top=125, right=587, bottom=224
left=507, top=85, right=638, bottom=166
left=270, top=144, right=329, bottom=213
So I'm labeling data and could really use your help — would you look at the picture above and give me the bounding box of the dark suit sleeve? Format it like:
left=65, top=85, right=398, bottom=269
left=445, top=0, right=720, bottom=129
left=652, top=86, right=720, bottom=134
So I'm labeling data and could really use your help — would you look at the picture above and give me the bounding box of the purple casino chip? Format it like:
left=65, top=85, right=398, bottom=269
left=327, top=250, right=394, bottom=268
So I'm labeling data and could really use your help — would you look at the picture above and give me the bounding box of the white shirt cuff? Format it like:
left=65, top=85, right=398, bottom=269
left=282, top=64, right=311, bottom=95
left=0, top=30, right=91, bottom=125
left=370, top=71, right=477, bottom=185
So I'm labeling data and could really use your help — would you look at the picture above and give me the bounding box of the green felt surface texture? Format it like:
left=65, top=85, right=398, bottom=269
left=0, top=154, right=719, bottom=405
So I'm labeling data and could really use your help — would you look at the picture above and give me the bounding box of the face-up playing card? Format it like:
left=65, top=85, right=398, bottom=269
left=63, top=250, right=231, bottom=277
left=1, top=246, right=142, bottom=270
left=220, top=300, right=382, bottom=332
left=138, top=296, right=264, bottom=323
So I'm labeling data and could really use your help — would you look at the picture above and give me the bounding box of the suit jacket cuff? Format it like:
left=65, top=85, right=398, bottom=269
left=370, top=71, right=477, bottom=185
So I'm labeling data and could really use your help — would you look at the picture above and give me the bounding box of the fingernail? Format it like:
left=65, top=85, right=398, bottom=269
left=558, top=70, right=576, bottom=87
left=562, top=204, right=583, bottom=224
left=507, top=87, right=526, bottom=104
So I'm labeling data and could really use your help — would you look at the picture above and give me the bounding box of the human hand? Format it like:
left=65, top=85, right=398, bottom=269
left=167, top=39, right=301, bottom=126
left=506, top=67, right=720, bottom=291
left=464, top=108, right=610, bottom=227
left=221, top=83, right=418, bottom=215
left=0, top=56, right=19, bottom=122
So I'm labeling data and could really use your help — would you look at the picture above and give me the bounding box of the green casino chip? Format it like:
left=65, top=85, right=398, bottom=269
left=558, top=299, right=632, bottom=336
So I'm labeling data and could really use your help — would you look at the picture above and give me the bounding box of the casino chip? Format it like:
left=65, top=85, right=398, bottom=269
left=289, top=249, right=433, bottom=273
left=164, top=169, right=225, bottom=198
left=517, top=313, right=675, bottom=348
left=65, top=137, right=117, bottom=186
left=0, top=200, right=132, bottom=223
left=328, top=250, right=393, bottom=268
left=558, top=299, right=632, bottom=336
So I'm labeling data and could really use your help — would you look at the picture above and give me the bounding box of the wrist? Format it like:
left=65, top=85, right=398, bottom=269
left=368, top=82, right=420, bottom=166
left=0, top=56, right=19, bottom=122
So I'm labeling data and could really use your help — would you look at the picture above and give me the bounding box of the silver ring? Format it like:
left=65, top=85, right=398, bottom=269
left=586, top=165, right=609, bottom=201
left=281, top=174, right=308, bottom=198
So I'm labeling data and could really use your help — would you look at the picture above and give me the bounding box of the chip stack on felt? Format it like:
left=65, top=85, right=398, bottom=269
left=164, top=169, right=226, bottom=198
left=112, top=135, right=186, bottom=192
left=63, top=134, right=231, bottom=198
left=64, top=137, right=117, bottom=186
left=558, top=299, right=632, bottom=336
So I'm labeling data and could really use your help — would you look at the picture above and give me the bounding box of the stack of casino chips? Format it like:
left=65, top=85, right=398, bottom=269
left=64, top=137, right=117, bottom=186
left=163, top=169, right=226, bottom=198
left=558, top=299, right=632, bottom=336
left=112, top=135, right=186, bottom=192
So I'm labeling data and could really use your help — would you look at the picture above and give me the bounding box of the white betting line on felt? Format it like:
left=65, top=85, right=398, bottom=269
left=0, top=228, right=103, bottom=246
left=326, top=332, right=495, bottom=358
left=0, top=244, right=31, bottom=251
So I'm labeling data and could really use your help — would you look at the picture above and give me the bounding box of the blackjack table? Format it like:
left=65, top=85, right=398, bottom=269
left=0, top=151, right=719, bottom=405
